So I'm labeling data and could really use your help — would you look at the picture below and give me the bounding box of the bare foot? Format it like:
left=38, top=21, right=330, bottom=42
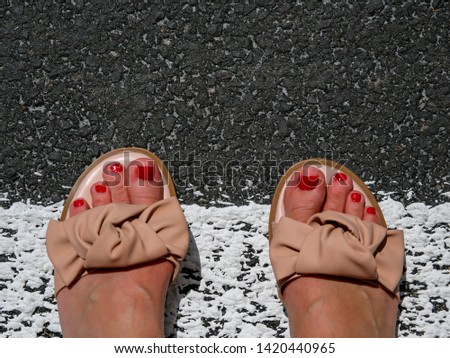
left=282, top=166, right=399, bottom=337
left=57, top=158, right=174, bottom=337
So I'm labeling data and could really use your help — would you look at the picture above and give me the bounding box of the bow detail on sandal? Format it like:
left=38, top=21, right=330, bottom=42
left=46, top=197, right=189, bottom=294
left=270, top=211, right=404, bottom=296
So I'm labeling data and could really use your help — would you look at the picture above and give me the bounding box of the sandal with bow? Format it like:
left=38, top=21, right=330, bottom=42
left=269, top=159, right=405, bottom=300
left=46, top=147, right=189, bottom=296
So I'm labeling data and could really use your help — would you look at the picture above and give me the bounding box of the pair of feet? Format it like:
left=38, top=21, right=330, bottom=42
left=57, top=159, right=398, bottom=337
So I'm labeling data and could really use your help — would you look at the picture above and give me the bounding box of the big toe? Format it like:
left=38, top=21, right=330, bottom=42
left=127, top=157, right=164, bottom=206
left=284, top=166, right=326, bottom=223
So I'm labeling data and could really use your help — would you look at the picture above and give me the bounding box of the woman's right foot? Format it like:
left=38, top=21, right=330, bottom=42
left=282, top=166, right=399, bottom=337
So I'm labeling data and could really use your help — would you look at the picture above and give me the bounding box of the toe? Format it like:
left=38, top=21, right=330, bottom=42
left=127, top=157, right=164, bottom=206
left=363, top=206, right=382, bottom=224
left=69, top=198, right=91, bottom=217
left=323, top=172, right=353, bottom=213
left=284, top=166, right=326, bottom=223
left=344, top=190, right=365, bottom=219
left=103, top=161, right=131, bottom=204
left=90, top=182, right=112, bottom=207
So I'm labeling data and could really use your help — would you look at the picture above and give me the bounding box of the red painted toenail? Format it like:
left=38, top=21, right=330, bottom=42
left=137, top=165, right=154, bottom=181
left=351, top=192, right=362, bottom=202
left=73, top=199, right=85, bottom=207
left=107, top=162, right=123, bottom=173
left=366, top=207, right=376, bottom=215
left=333, top=172, right=348, bottom=184
left=95, top=184, right=107, bottom=193
left=298, top=175, right=319, bottom=190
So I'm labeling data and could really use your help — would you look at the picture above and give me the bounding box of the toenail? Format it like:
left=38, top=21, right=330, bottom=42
left=137, top=165, right=154, bottom=181
left=107, top=162, right=123, bottom=173
left=73, top=199, right=85, bottom=207
left=95, top=184, right=107, bottom=193
left=366, top=206, right=376, bottom=215
left=333, top=172, right=348, bottom=184
left=351, top=192, right=362, bottom=202
left=298, top=175, right=320, bottom=190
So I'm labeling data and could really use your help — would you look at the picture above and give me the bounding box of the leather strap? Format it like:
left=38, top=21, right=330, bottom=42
left=46, top=197, right=189, bottom=294
left=270, top=211, right=404, bottom=297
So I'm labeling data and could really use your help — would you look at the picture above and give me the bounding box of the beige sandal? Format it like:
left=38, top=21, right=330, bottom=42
left=269, top=158, right=405, bottom=299
left=46, top=148, right=189, bottom=296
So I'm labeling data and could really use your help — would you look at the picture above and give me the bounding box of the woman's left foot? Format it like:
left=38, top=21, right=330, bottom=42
left=57, top=158, right=174, bottom=337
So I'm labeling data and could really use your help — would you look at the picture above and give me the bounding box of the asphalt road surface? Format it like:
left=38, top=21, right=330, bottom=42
left=2, top=1, right=449, bottom=206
